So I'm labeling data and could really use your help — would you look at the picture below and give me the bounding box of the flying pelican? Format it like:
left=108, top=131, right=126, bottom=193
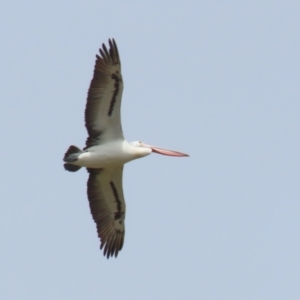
left=63, top=39, right=188, bottom=258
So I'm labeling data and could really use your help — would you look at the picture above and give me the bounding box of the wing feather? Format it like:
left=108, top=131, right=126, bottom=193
left=85, top=39, right=124, bottom=149
left=87, top=167, right=125, bottom=258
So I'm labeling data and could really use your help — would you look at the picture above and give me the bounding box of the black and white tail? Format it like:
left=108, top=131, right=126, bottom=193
left=63, top=145, right=83, bottom=172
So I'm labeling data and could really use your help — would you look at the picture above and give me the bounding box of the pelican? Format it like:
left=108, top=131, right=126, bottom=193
left=63, top=39, right=188, bottom=258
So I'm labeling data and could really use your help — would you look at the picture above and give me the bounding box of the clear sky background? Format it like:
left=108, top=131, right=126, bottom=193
left=1, top=1, right=300, bottom=299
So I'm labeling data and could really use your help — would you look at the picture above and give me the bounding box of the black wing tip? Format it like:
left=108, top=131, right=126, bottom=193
left=108, top=38, right=116, bottom=47
left=100, top=234, right=124, bottom=259
left=97, top=38, right=120, bottom=64
left=102, top=247, right=121, bottom=259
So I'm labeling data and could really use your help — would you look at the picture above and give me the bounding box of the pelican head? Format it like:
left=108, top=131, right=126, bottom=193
left=130, top=141, right=189, bottom=157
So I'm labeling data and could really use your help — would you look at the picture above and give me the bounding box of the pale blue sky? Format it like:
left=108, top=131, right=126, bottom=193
left=1, top=1, right=300, bottom=299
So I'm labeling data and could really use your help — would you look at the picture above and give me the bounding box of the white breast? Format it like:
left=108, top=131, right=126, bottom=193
left=76, top=140, right=142, bottom=168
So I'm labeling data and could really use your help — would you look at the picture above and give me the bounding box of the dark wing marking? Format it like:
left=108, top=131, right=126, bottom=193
left=87, top=166, right=125, bottom=258
left=108, top=73, right=121, bottom=117
left=85, top=39, right=124, bottom=149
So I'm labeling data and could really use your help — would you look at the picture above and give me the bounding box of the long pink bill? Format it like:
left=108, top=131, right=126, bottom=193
left=141, top=143, right=189, bottom=157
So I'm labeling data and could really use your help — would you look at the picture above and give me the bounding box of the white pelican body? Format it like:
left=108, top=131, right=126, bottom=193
left=73, top=141, right=151, bottom=169
left=63, top=39, right=188, bottom=258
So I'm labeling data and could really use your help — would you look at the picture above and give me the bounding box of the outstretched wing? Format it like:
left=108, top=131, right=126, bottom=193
left=87, top=166, right=125, bottom=258
left=85, top=39, right=124, bottom=149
